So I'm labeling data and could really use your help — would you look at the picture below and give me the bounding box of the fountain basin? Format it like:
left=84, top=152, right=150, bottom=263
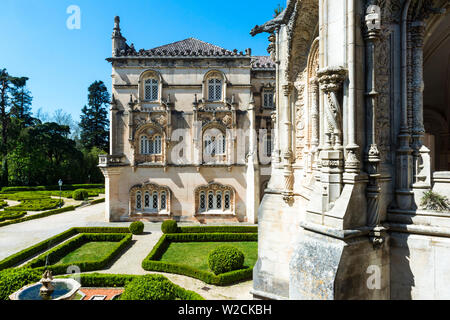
left=9, top=278, right=81, bottom=300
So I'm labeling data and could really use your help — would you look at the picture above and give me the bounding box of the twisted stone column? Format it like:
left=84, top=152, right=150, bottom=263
left=282, top=83, right=294, bottom=202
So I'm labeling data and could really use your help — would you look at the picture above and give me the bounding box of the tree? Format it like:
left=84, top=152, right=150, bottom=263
left=0, top=69, right=14, bottom=186
left=9, top=77, right=33, bottom=128
left=79, top=81, right=110, bottom=152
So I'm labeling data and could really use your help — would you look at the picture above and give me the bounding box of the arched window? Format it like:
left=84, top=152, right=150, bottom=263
left=199, top=192, right=206, bottom=212
left=216, top=191, right=222, bottom=209
left=136, top=192, right=142, bottom=210
left=154, top=135, right=162, bottom=155
left=160, top=191, right=167, bottom=210
left=196, top=183, right=234, bottom=214
left=152, top=192, right=158, bottom=210
left=263, top=89, right=274, bottom=108
left=204, top=135, right=214, bottom=156
left=224, top=191, right=231, bottom=210
left=144, top=192, right=150, bottom=208
left=208, top=78, right=222, bottom=101
left=262, top=134, right=272, bottom=158
left=208, top=191, right=214, bottom=210
left=217, top=134, right=226, bottom=155
left=144, top=78, right=159, bottom=101
left=140, top=136, right=149, bottom=155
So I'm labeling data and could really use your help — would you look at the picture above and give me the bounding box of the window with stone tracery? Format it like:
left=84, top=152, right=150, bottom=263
left=208, top=78, right=222, bottom=101
left=144, top=78, right=159, bottom=101
left=263, top=89, right=274, bottom=108
left=203, top=128, right=227, bottom=163
left=140, top=134, right=162, bottom=155
left=195, top=183, right=235, bottom=215
left=131, top=184, right=170, bottom=215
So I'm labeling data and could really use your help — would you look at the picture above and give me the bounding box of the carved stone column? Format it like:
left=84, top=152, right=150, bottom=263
left=310, top=77, right=320, bottom=170
left=282, top=83, right=294, bottom=202
left=110, top=96, right=118, bottom=155
left=364, top=5, right=382, bottom=229
left=317, top=66, right=347, bottom=207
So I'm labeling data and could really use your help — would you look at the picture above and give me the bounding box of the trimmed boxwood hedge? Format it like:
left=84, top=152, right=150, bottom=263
left=90, top=198, right=105, bottom=205
left=4, top=198, right=61, bottom=212
left=141, top=233, right=257, bottom=286
left=0, top=268, right=42, bottom=300
left=25, top=233, right=132, bottom=274
left=0, top=211, right=27, bottom=222
left=0, top=184, right=104, bottom=193
left=0, top=227, right=131, bottom=271
left=179, top=226, right=258, bottom=234
left=59, top=273, right=204, bottom=300
left=73, top=189, right=89, bottom=201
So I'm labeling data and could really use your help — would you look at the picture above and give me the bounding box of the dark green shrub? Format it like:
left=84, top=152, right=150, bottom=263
left=0, top=268, right=42, bottom=300
left=0, top=200, right=8, bottom=209
left=72, top=189, right=89, bottom=201
left=129, top=221, right=144, bottom=235
left=4, top=198, right=60, bottom=212
left=208, top=245, right=245, bottom=275
left=161, top=219, right=178, bottom=234
left=0, top=211, right=27, bottom=222
left=180, top=226, right=258, bottom=234
left=120, top=274, right=178, bottom=300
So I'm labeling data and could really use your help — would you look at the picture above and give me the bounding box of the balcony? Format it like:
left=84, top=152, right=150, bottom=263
left=98, top=154, right=126, bottom=167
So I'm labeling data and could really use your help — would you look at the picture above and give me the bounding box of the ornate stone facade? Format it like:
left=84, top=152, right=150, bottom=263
left=251, top=0, right=450, bottom=300
left=100, top=18, right=275, bottom=223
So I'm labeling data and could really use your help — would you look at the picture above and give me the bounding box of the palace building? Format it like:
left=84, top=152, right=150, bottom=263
left=99, top=17, right=275, bottom=223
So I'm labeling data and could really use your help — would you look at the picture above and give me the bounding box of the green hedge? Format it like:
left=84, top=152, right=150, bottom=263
left=142, top=233, right=256, bottom=286
left=0, top=227, right=131, bottom=271
left=4, top=198, right=61, bottom=212
left=0, top=184, right=104, bottom=193
left=0, top=268, right=42, bottom=300
left=25, top=233, right=132, bottom=274
left=59, top=273, right=204, bottom=300
left=0, top=205, right=77, bottom=228
left=0, top=200, right=8, bottom=209
left=90, top=198, right=105, bottom=205
left=0, top=211, right=27, bottom=222
left=179, top=226, right=258, bottom=234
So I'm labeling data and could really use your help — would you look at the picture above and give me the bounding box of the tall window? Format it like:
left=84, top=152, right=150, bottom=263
left=263, top=89, right=274, bottom=108
left=203, top=130, right=226, bottom=161
left=263, top=134, right=272, bottom=158
left=144, top=78, right=159, bottom=101
left=154, top=135, right=162, bottom=155
left=152, top=192, right=158, bottom=210
left=160, top=191, right=167, bottom=210
left=208, top=78, right=222, bottom=101
left=200, top=192, right=206, bottom=212
left=144, top=192, right=150, bottom=208
left=136, top=192, right=142, bottom=210
left=224, top=191, right=231, bottom=210
left=217, top=134, right=226, bottom=155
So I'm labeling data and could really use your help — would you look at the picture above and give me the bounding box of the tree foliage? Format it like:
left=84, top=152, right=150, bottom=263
left=0, top=69, right=109, bottom=187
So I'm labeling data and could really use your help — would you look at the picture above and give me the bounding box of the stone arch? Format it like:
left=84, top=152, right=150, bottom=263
left=133, top=123, right=166, bottom=164
left=138, top=69, right=164, bottom=103
left=129, top=182, right=171, bottom=215
left=194, top=182, right=235, bottom=215
left=202, top=69, right=228, bottom=102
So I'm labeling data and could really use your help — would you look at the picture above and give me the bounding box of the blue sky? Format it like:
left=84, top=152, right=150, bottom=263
left=0, top=0, right=281, bottom=122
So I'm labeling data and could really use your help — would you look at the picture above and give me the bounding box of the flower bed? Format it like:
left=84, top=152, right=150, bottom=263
left=142, top=233, right=257, bottom=286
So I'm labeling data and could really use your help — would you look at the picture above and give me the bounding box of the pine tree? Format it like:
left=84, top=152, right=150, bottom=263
left=0, top=69, right=14, bottom=186
left=9, top=77, right=33, bottom=127
left=79, top=81, right=110, bottom=152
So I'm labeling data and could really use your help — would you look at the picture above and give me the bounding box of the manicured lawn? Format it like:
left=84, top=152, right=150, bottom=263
left=55, top=242, right=119, bottom=265
left=159, top=242, right=258, bottom=271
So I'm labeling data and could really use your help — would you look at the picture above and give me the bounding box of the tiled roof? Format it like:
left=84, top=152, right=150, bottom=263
left=251, top=56, right=276, bottom=70
left=116, top=38, right=252, bottom=58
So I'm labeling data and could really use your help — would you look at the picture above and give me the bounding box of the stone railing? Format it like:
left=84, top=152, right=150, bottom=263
left=98, top=154, right=125, bottom=167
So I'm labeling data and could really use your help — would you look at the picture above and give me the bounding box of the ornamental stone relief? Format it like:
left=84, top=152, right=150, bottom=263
left=295, top=74, right=306, bottom=162
left=376, top=28, right=393, bottom=164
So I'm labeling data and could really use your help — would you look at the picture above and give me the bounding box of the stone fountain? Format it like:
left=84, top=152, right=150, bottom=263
left=9, top=270, right=81, bottom=300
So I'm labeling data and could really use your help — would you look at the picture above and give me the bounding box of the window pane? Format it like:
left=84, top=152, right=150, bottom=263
left=136, top=192, right=142, bottom=209
left=161, top=192, right=166, bottom=210
left=216, top=192, right=222, bottom=209
left=144, top=192, right=150, bottom=208
left=200, top=192, right=206, bottom=211
left=208, top=192, right=214, bottom=210
left=153, top=192, right=158, bottom=209
left=224, top=192, right=230, bottom=210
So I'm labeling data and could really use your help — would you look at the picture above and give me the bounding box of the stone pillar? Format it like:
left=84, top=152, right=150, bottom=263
left=410, top=21, right=431, bottom=205
left=246, top=94, right=260, bottom=224
left=317, top=66, right=347, bottom=207
left=310, top=77, right=320, bottom=169
left=110, top=97, right=118, bottom=155
left=282, top=83, right=294, bottom=202
left=364, top=5, right=382, bottom=229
